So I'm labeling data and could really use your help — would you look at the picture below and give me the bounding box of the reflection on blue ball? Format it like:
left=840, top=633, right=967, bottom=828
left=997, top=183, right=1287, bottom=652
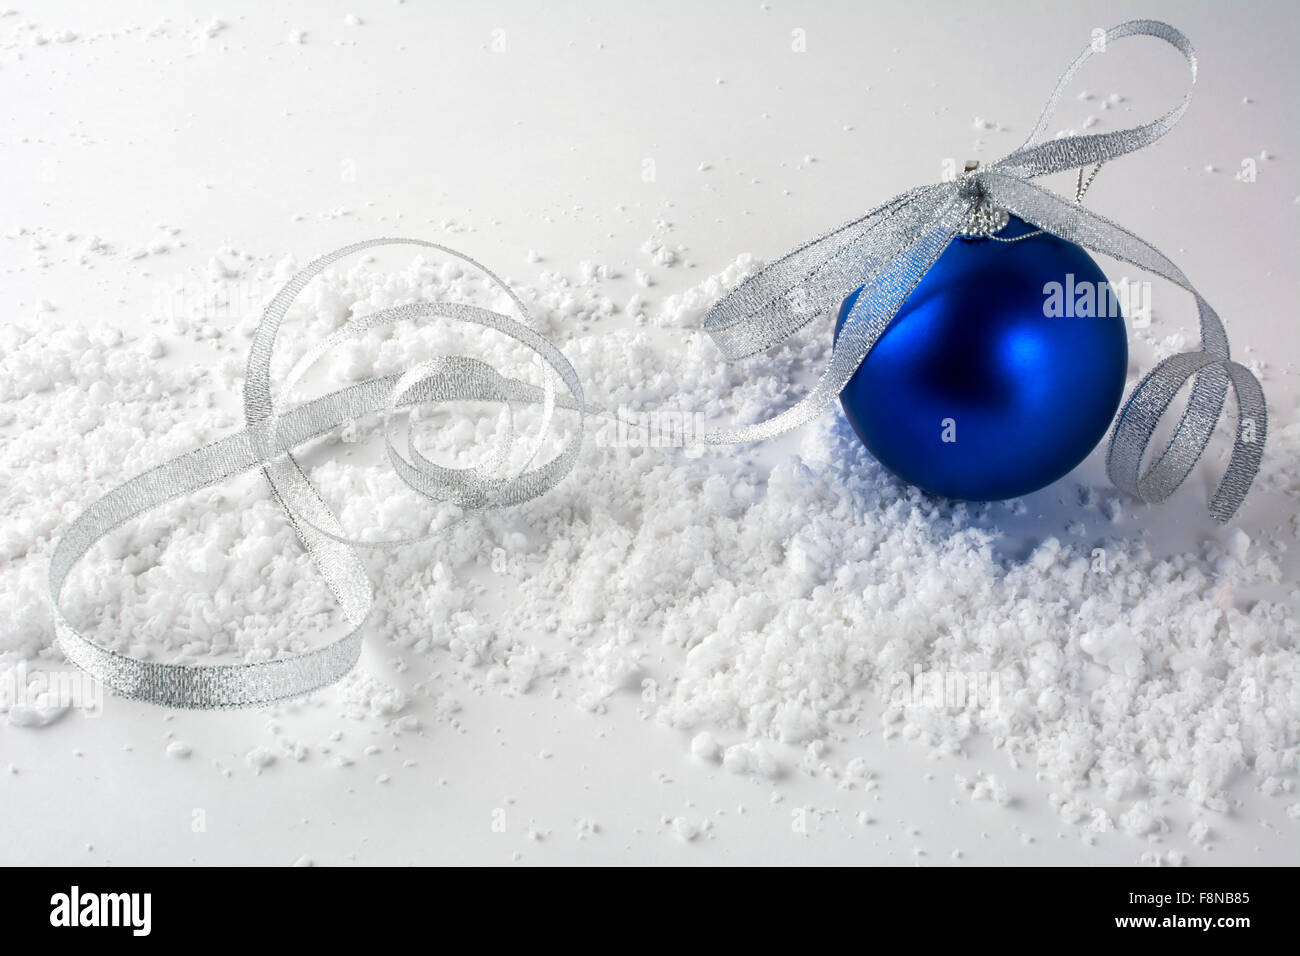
left=835, top=215, right=1127, bottom=501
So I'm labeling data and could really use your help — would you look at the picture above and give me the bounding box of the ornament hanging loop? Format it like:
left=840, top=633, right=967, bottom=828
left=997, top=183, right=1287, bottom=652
left=1075, top=163, right=1104, bottom=204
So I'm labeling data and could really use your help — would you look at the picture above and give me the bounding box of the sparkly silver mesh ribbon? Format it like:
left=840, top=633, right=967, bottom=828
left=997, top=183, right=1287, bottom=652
left=51, top=239, right=585, bottom=708
left=700, top=19, right=1266, bottom=522
left=51, top=21, right=1266, bottom=710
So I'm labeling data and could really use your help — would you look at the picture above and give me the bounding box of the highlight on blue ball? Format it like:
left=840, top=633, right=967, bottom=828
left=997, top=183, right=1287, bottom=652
left=834, top=214, right=1128, bottom=502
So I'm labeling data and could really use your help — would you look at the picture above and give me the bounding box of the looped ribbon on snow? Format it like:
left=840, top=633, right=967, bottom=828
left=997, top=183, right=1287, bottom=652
left=51, top=239, right=585, bottom=708
left=700, top=19, right=1267, bottom=522
left=50, top=21, right=1267, bottom=711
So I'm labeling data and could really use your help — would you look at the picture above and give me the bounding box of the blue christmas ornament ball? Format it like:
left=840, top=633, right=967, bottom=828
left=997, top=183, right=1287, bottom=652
left=835, top=214, right=1128, bottom=501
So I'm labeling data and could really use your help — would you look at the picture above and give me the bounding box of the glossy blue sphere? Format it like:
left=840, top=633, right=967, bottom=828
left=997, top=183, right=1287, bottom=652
left=835, top=215, right=1127, bottom=501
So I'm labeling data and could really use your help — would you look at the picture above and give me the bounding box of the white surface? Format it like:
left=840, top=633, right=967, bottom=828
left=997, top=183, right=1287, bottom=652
left=2, top=0, right=1298, bottom=866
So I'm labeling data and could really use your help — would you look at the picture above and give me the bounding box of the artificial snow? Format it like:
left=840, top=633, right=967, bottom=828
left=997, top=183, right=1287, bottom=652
left=0, top=240, right=1296, bottom=856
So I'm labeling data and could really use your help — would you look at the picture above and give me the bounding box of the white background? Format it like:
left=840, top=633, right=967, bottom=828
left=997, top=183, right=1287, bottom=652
left=2, top=0, right=1298, bottom=865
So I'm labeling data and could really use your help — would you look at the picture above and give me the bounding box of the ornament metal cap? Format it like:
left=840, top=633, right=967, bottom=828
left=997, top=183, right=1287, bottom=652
left=956, top=161, right=1011, bottom=238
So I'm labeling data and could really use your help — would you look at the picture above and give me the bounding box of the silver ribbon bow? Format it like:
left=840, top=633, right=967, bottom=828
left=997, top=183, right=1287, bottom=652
left=52, top=239, right=586, bottom=708
left=699, top=19, right=1266, bottom=522
left=51, top=21, right=1265, bottom=711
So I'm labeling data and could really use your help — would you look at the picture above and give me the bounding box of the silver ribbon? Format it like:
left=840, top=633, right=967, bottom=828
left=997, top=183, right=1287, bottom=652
left=700, top=19, right=1266, bottom=523
left=51, top=239, right=585, bottom=708
left=51, top=21, right=1265, bottom=710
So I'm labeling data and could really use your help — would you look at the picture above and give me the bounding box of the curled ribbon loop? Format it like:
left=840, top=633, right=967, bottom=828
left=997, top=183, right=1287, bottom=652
left=701, top=19, right=1266, bottom=521
left=51, top=21, right=1266, bottom=711
left=51, top=239, right=584, bottom=708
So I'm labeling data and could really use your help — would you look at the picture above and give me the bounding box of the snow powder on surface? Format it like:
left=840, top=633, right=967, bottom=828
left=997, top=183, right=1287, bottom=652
left=1, top=236, right=1297, bottom=856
